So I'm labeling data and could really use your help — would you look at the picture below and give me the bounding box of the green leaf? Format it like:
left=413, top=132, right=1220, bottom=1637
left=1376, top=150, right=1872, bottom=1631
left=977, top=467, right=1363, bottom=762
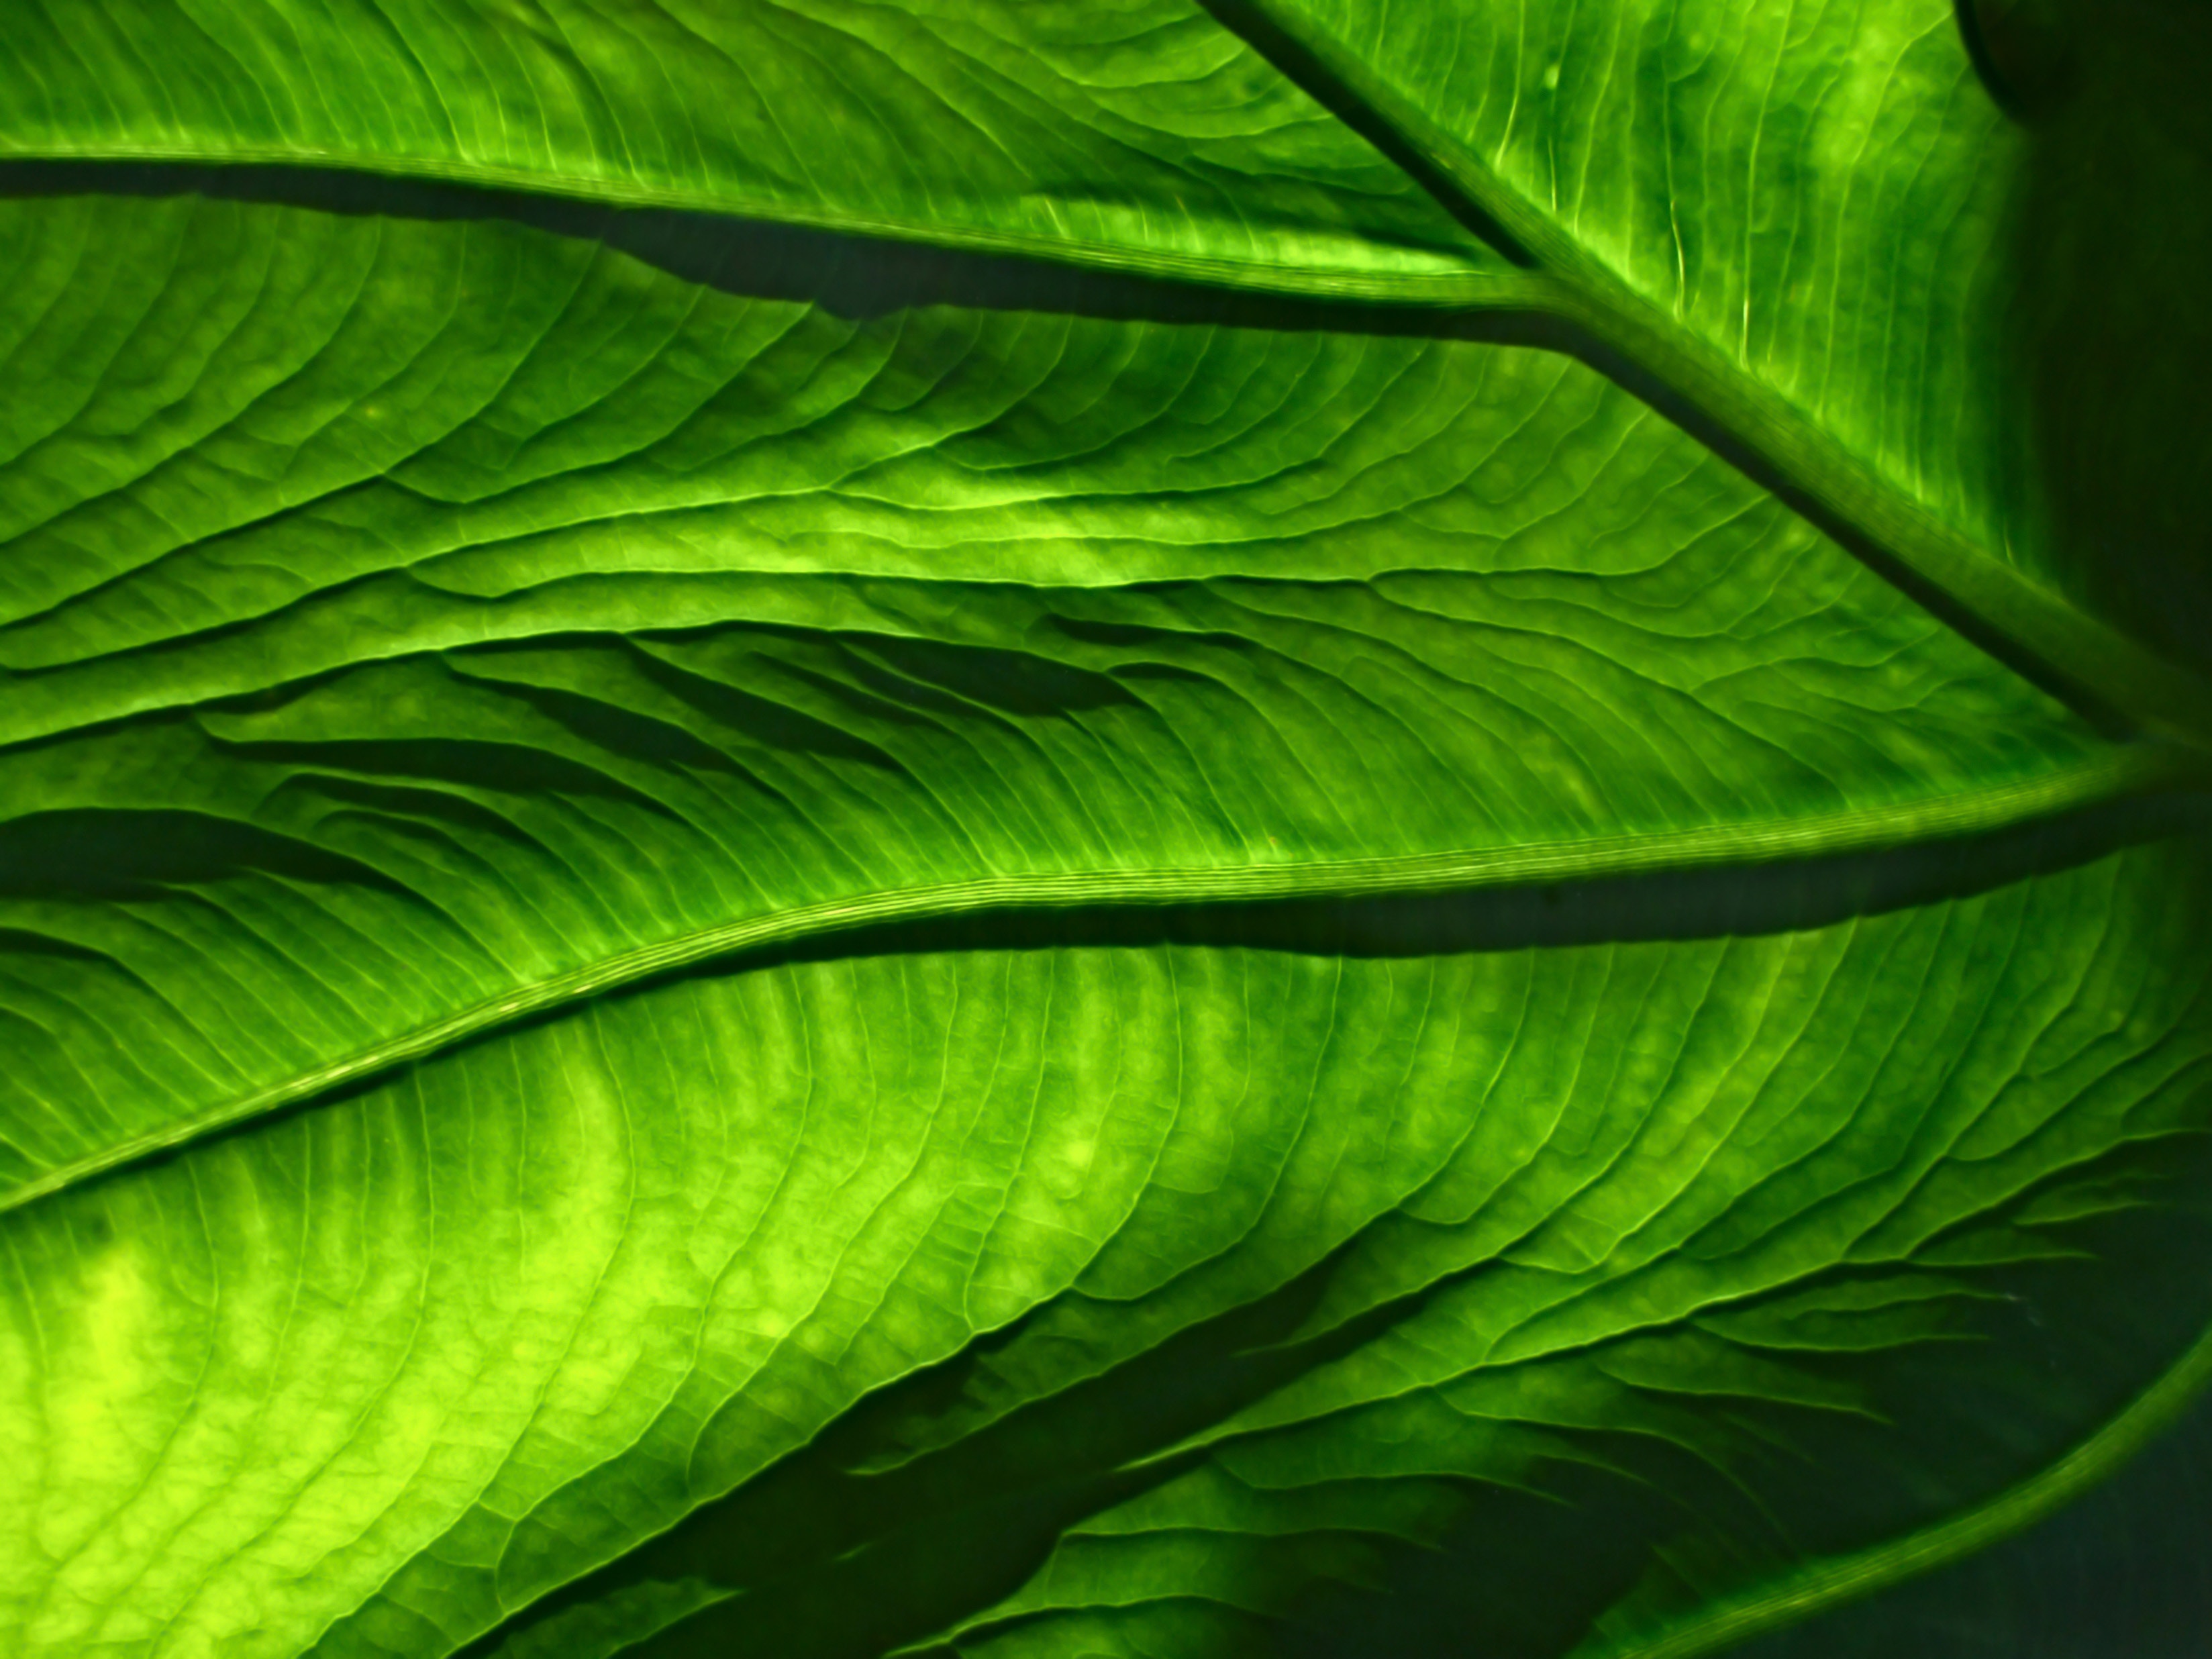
left=1, top=4, right=2209, bottom=1658
left=0, top=0, right=1499, bottom=293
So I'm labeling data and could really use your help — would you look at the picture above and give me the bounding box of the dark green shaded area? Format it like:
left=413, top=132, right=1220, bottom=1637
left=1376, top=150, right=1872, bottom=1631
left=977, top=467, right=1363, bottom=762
left=1739, top=1355, right=2212, bottom=1658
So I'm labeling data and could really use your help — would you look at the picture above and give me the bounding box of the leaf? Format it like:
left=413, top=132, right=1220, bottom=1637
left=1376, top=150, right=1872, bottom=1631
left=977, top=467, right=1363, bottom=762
left=0, top=0, right=1499, bottom=292
left=0, top=5, right=2208, bottom=1658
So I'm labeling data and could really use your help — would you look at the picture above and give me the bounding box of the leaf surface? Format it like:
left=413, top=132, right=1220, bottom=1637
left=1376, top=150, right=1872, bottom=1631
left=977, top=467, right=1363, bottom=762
left=0, top=0, right=1496, bottom=292
left=2, top=5, right=2211, bottom=1659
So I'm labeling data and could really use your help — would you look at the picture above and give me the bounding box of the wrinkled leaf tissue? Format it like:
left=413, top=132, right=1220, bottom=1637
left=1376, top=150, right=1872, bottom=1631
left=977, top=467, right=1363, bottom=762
left=2, top=3, right=2210, bottom=1657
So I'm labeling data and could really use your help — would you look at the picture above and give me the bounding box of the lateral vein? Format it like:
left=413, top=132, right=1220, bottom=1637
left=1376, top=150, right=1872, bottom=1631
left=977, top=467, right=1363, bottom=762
left=1223, top=0, right=2212, bottom=750
left=3, top=745, right=2191, bottom=1218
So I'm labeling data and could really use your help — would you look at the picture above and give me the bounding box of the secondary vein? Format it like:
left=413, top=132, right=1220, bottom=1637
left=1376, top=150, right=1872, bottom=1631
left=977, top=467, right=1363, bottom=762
left=1, top=744, right=2189, bottom=1219
left=14, top=134, right=2206, bottom=750
left=1219, top=0, right=2212, bottom=752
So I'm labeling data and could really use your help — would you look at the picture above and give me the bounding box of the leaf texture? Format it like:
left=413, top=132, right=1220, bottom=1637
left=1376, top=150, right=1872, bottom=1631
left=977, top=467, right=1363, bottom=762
left=1266, top=0, right=2031, bottom=562
left=0, top=190, right=2129, bottom=1201
left=0, top=0, right=1496, bottom=292
left=1, top=3, right=2211, bottom=1659
left=9, top=846, right=2212, bottom=1658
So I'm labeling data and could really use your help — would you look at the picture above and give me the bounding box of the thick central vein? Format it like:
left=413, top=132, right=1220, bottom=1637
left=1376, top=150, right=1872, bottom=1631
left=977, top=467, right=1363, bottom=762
left=4, top=746, right=2189, bottom=1218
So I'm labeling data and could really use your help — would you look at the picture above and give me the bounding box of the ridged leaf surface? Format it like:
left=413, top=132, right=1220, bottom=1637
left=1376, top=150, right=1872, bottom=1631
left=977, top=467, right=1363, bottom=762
left=1, top=4, right=2208, bottom=1658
